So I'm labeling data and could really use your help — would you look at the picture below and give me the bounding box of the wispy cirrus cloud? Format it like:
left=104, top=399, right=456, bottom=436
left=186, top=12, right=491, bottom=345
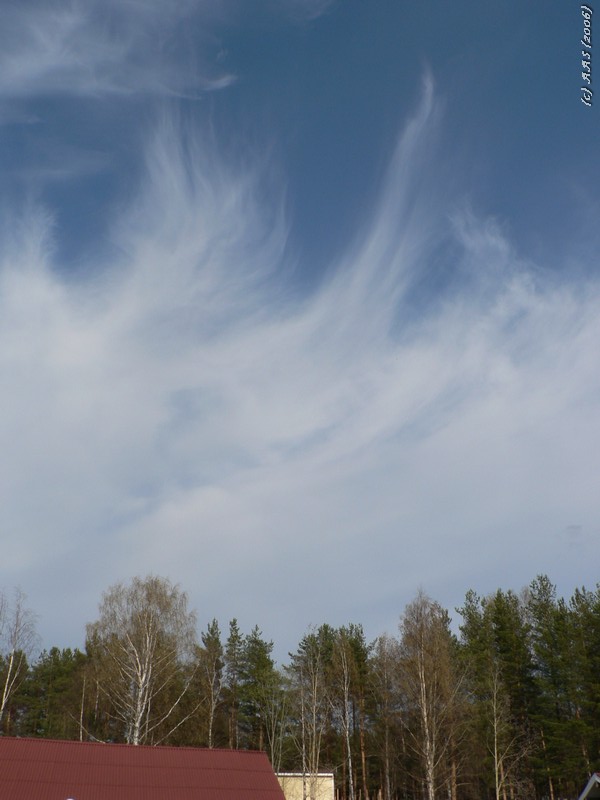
left=0, top=0, right=235, bottom=102
left=1, top=77, right=598, bottom=655
left=279, top=0, right=338, bottom=22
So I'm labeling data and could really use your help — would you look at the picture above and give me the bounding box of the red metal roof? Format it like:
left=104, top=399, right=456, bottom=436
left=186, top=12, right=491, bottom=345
left=0, top=737, right=287, bottom=800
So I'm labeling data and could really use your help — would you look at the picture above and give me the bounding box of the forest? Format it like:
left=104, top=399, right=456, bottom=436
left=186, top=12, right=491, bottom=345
left=1, top=574, right=599, bottom=800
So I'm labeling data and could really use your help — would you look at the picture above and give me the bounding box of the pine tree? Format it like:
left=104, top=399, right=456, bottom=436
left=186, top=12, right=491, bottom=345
left=224, top=619, right=244, bottom=749
left=19, top=647, right=87, bottom=739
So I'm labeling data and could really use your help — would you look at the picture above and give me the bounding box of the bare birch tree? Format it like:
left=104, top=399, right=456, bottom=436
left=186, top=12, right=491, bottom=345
left=197, top=619, right=223, bottom=748
left=399, top=591, right=462, bottom=800
left=0, top=587, right=38, bottom=729
left=332, top=628, right=355, bottom=800
left=260, top=665, right=288, bottom=773
left=86, top=575, right=197, bottom=745
left=287, top=625, right=334, bottom=800
left=371, top=633, right=401, bottom=800
left=487, top=664, right=533, bottom=800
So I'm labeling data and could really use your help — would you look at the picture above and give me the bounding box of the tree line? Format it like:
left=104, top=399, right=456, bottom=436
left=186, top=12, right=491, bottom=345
left=1, top=574, right=599, bottom=800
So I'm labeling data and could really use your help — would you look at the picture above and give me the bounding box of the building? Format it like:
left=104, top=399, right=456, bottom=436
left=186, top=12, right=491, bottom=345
left=579, top=774, right=600, bottom=800
left=0, top=736, right=287, bottom=800
left=277, top=772, right=335, bottom=800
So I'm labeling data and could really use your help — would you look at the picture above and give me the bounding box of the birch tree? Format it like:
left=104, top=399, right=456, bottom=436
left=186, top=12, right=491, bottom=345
left=197, top=619, right=224, bottom=748
left=488, top=663, right=533, bottom=800
left=86, top=575, right=197, bottom=745
left=262, top=671, right=288, bottom=773
left=371, top=633, right=401, bottom=800
left=287, top=625, right=334, bottom=800
left=332, top=628, right=355, bottom=800
left=399, top=591, right=461, bottom=800
left=0, top=588, right=38, bottom=730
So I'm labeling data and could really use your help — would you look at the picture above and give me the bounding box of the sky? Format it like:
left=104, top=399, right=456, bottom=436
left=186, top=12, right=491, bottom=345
left=1, top=0, right=599, bottom=664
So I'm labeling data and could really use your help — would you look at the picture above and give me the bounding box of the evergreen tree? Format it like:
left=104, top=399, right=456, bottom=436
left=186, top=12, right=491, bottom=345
left=568, top=586, right=600, bottom=771
left=526, top=576, right=586, bottom=798
left=239, top=625, right=279, bottom=751
left=459, top=589, right=535, bottom=800
left=224, top=619, right=244, bottom=748
left=19, top=647, right=88, bottom=739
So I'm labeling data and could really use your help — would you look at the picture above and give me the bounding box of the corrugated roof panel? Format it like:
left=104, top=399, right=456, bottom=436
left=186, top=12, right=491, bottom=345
left=0, top=737, right=287, bottom=800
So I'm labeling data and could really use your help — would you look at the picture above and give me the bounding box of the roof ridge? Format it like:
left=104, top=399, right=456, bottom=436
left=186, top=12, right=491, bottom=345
left=0, top=736, right=268, bottom=756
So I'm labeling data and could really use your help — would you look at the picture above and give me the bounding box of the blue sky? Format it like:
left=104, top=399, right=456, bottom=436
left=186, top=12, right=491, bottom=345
left=1, top=0, right=599, bottom=661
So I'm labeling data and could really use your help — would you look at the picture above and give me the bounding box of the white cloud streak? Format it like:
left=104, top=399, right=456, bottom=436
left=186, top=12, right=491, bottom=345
left=277, top=0, right=338, bottom=22
left=1, top=79, right=599, bottom=658
left=0, top=0, right=235, bottom=101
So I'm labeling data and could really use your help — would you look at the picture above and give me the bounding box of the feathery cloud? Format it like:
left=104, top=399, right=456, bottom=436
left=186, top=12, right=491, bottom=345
left=1, top=75, right=598, bottom=654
